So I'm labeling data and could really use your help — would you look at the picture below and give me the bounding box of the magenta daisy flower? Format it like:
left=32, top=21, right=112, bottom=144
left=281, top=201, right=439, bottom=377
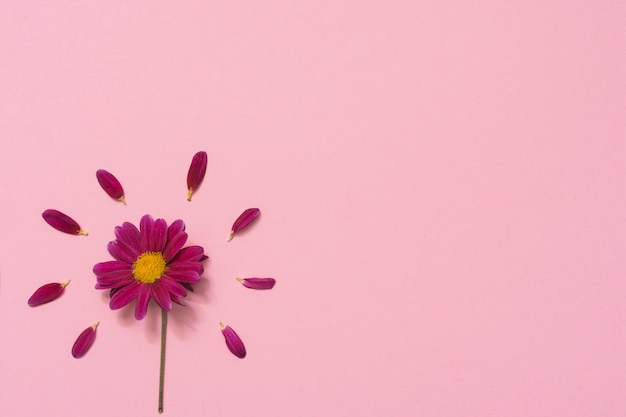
left=93, top=214, right=207, bottom=320
left=33, top=152, right=276, bottom=414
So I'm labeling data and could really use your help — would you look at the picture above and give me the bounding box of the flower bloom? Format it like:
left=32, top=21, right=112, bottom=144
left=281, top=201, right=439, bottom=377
left=93, top=214, right=207, bottom=320
left=28, top=280, right=70, bottom=306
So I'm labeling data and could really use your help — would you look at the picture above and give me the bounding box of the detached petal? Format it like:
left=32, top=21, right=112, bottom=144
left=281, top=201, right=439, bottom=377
left=96, top=169, right=126, bottom=204
left=72, top=322, right=99, bottom=358
left=236, top=277, right=276, bottom=290
left=220, top=323, right=246, bottom=358
left=228, top=208, right=260, bottom=241
left=28, top=281, right=70, bottom=306
left=186, top=151, right=207, bottom=201
left=42, top=209, right=87, bottom=235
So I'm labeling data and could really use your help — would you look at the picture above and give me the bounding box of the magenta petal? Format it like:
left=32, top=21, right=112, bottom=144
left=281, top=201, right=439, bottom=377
left=159, top=276, right=188, bottom=299
left=236, top=277, right=276, bottom=290
left=115, top=222, right=141, bottom=248
left=162, top=231, right=188, bottom=262
left=107, top=241, right=137, bottom=264
left=170, top=245, right=205, bottom=263
left=28, top=281, right=70, bottom=306
left=135, top=285, right=151, bottom=320
left=165, top=270, right=200, bottom=283
left=167, top=261, right=204, bottom=273
left=95, top=279, right=133, bottom=290
left=42, top=209, right=87, bottom=235
left=72, top=322, right=98, bottom=358
left=93, top=260, right=131, bottom=275
left=150, top=283, right=172, bottom=312
left=186, top=151, right=207, bottom=201
left=110, top=281, right=140, bottom=310
left=167, top=219, right=186, bottom=238
left=95, top=271, right=133, bottom=289
left=96, top=169, right=125, bottom=204
left=151, top=219, right=168, bottom=252
left=115, top=238, right=141, bottom=260
left=220, top=323, right=246, bottom=358
left=139, top=214, right=155, bottom=252
left=228, top=208, right=260, bottom=241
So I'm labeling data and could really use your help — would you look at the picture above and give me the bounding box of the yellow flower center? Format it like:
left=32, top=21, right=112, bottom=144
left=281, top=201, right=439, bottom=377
left=132, top=252, right=167, bottom=283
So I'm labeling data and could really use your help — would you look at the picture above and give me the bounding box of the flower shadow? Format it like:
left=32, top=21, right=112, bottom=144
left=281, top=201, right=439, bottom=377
left=100, top=270, right=212, bottom=343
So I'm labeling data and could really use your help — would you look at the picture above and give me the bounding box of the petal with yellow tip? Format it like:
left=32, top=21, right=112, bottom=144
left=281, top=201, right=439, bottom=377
left=27, top=281, right=70, bottom=306
left=96, top=169, right=126, bottom=204
left=186, top=151, right=207, bottom=201
left=72, top=322, right=99, bottom=359
left=42, top=209, right=88, bottom=235
left=236, top=277, right=276, bottom=290
left=220, top=323, right=246, bottom=358
left=228, top=208, right=260, bottom=241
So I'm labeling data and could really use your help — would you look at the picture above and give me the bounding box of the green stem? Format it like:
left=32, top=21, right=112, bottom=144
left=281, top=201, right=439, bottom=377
left=158, top=309, right=168, bottom=414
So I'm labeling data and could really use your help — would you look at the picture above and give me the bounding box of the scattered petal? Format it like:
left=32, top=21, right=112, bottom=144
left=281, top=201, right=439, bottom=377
left=96, top=169, right=126, bottom=204
left=186, top=151, right=207, bottom=201
left=72, top=322, right=99, bottom=358
left=236, top=277, right=276, bottom=290
left=220, top=323, right=246, bottom=358
left=42, top=209, right=88, bottom=235
left=228, top=208, right=260, bottom=241
left=27, top=280, right=70, bottom=306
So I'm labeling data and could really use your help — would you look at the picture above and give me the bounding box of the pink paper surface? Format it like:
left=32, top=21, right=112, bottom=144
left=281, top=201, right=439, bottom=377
left=1, top=1, right=625, bottom=416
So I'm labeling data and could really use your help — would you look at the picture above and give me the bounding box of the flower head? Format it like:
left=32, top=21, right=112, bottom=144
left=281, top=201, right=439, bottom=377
left=93, top=214, right=207, bottom=320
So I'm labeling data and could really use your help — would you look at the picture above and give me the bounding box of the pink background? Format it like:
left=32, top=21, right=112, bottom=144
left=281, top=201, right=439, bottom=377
left=1, top=1, right=626, bottom=416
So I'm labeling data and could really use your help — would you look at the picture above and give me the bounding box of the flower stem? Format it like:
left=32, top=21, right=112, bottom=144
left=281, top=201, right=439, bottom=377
left=158, top=309, right=168, bottom=414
